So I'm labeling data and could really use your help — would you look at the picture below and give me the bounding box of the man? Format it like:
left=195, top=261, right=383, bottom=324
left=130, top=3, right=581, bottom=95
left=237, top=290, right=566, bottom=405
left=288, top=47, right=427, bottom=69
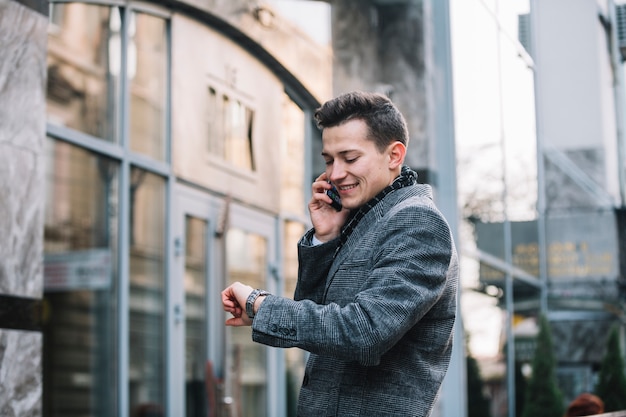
left=222, top=91, right=458, bottom=417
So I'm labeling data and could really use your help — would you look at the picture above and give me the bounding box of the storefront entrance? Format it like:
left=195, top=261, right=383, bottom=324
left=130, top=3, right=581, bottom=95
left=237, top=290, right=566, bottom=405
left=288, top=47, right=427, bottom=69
left=171, top=184, right=280, bottom=417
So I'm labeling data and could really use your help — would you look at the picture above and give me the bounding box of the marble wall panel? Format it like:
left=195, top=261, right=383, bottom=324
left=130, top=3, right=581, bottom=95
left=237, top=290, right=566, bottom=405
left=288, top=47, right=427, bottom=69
left=0, top=0, right=46, bottom=414
left=0, top=0, right=47, bottom=298
left=0, top=329, right=42, bottom=416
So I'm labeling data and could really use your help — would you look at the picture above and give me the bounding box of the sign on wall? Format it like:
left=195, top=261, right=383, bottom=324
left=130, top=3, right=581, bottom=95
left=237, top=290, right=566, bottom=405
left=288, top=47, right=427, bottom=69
left=475, top=210, right=619, bottom=289
left=44, top=248, right=112, bottom=291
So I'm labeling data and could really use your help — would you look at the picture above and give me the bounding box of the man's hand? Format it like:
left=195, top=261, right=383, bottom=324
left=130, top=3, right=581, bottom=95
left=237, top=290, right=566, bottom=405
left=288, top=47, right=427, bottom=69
left=221, top=282, right=254, bottom=326
left=309, top=173, right=350, bottom=242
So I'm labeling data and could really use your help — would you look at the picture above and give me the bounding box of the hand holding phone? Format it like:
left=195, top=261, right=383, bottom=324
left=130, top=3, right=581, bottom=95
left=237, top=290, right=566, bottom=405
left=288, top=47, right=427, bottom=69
left=325, top=182, right=342, bottom=211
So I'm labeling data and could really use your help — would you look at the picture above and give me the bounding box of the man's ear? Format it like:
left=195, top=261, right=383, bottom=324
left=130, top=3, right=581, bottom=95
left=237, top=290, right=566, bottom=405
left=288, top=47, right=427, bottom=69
left=388, top=141, right=406, bottom=169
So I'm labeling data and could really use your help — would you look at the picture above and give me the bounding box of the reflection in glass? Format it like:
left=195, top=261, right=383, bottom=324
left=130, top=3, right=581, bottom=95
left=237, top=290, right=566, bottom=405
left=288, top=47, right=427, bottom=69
left=128, top=168, right=166, bottom=416
left=499, top=33, right=537, bottom=223
left=282, top=221, right=306, bottom=416
left=225, top=99, right=255, bottom=170
left=206, top=89, right=255, bottom=170
left=226, top=229, right=268, bottom=417
left=129, top=12, right=168, bottom=161
left=43, top=138, right=119, bottom=417
left=505, top=279, right=541, bottom=417
left=280, top=94, right=306, bottom=216
left=452, top=1, right=538, bottom=415
left=207, top=88, right=221, bottom=156
left=47, top=4, right=120, bottom=142
left=278, top=95, right=308, bottom=415
left=185, top=216, right=208, bottom=417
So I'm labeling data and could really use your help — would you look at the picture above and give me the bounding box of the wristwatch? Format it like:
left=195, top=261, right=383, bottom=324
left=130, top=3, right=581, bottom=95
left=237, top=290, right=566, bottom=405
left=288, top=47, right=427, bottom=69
left=246, top=289, right=270, bottom=319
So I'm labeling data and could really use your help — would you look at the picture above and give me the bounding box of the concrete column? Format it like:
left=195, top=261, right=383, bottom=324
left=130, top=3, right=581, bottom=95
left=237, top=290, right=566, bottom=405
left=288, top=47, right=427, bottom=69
left=0, top=0, right=47, bottom=414
left=331, top=0, right=430, bottom=176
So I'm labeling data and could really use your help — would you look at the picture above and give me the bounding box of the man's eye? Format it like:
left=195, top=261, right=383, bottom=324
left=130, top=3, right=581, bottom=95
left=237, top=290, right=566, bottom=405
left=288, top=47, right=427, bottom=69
left=345, top=158, right=357, bottom=164
left=324, top=160, right=333, bottom=166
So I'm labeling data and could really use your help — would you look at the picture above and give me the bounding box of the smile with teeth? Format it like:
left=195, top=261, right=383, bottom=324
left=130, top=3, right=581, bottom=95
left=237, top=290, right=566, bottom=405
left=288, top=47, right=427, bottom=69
left=338, top=184, right=357, bottom=191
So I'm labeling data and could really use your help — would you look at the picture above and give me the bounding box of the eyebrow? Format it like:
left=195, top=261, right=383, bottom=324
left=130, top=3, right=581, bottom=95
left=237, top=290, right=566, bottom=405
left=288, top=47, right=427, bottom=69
left=321, top=149, right=359, bottom=158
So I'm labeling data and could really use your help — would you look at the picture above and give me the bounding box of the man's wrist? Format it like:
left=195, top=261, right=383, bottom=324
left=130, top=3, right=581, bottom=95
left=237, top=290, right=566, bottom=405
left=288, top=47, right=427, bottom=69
left=254, top=295, right=267, bottom=315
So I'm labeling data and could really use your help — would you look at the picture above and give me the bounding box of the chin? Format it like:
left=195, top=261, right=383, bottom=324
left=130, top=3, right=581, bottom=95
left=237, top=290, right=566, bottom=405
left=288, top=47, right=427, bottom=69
left=339, top=202, right=353, bottom=211
left=341, top=200, right=359, bottom=211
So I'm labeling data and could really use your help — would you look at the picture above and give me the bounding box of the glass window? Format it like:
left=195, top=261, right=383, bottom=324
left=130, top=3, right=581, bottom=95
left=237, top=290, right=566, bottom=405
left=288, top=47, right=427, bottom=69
left=128, top=168, right=166, bottom=416
left=225, top=99, right=255, bottom=170
left=280, top=94, right=306, bottom=216
left=207, top=87, right=222, bottom=157
left=278, top=93, right=309, bottom=417
left=129, top=12, right=168, bottom=161
left=226, top=229, right=268, bottom=417
left=282, top=220, right=306, bottom=417
left=46, top=3, right=172, bottom=416
left=207, top=89, right=255, bottom=170
left=43, top=138, right=119, bottom=417
left=47, top=4, right=120, bottom=142
left=185, top=216, right=208, bottom=417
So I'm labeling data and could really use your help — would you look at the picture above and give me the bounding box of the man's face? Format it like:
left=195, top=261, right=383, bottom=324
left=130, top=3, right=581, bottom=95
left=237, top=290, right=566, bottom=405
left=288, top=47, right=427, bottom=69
left=322, top=119, right=398, bottom=210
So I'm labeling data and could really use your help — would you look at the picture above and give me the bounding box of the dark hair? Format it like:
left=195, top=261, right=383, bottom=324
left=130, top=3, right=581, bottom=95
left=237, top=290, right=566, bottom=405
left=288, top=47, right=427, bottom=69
left=564, top=393, right=604, bottom=417
left=314, top=91, right=409, bottom=152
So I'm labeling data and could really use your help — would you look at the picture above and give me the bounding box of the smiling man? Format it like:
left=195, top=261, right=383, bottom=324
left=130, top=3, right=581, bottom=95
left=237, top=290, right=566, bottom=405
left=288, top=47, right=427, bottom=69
left=222, top=91, right=459, bottom=417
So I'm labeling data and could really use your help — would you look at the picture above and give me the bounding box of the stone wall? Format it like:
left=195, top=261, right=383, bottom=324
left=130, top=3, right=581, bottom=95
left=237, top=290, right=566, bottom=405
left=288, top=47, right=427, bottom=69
left=331, top=0, right=430, bottom=173
left=0, top=0, right=47, bottom=414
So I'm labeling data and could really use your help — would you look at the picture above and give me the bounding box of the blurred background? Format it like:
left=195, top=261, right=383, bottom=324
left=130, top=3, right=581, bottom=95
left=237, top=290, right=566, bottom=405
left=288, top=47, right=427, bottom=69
left=2, top=0, right=626, bottom=416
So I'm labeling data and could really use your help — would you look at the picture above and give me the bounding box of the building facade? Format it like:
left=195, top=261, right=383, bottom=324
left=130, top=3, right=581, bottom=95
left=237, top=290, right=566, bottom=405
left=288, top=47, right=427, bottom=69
left=528, top=0, right=626, bottom=406
left=457, top=0, right=626, bottom=415
left=1, top=0, right=462, bottom=416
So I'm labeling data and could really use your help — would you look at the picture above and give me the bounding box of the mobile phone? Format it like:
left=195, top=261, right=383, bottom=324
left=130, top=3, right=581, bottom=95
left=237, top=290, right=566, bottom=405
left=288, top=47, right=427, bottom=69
left=325, top=182, right=342, bottom=211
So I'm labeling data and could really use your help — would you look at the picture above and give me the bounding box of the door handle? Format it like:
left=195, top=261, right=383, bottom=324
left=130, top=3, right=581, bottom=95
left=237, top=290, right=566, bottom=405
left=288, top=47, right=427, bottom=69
left=173, top=304, right=184, bottom=324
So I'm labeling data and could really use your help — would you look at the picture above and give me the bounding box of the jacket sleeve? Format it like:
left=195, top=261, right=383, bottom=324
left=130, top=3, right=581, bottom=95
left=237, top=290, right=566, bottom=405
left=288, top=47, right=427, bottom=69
left=293, top=228, right=339, bottom=304
left=252, top=202, right=456, bottom=366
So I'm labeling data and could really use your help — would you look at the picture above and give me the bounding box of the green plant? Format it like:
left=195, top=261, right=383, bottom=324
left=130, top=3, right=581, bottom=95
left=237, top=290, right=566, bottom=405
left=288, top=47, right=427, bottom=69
left=521, top=315, right=563, bottom=417
left=595, top=325, right=626, bottom=412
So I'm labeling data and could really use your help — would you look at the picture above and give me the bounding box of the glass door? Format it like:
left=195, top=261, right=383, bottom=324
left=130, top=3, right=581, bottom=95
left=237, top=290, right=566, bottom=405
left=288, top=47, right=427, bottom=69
left=170, top=186, right=220, bottom=417
left=183, top=214, right=209, bottom=416
left=171, top=184, right=281, bottom=417
left=223, top=203, right=279, bottom=417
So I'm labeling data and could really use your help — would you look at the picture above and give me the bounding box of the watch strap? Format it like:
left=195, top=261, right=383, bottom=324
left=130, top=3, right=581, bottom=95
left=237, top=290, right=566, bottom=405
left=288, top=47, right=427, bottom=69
left=246, top=289, right=270, bottom=319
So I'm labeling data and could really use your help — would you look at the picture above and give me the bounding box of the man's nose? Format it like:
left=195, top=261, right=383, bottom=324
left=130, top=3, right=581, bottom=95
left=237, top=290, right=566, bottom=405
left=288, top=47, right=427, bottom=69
left=328, top=163, right=346, bottom=182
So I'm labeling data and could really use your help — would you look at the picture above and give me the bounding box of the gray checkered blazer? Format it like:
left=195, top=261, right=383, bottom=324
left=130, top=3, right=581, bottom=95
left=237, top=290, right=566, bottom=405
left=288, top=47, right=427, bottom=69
left=253, top=184, right=459, bottom=417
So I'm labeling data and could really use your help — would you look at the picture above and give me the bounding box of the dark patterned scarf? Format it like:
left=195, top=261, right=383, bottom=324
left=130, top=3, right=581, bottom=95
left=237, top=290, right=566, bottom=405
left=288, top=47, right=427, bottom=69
left=334, top=165, right=418, bottom=258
